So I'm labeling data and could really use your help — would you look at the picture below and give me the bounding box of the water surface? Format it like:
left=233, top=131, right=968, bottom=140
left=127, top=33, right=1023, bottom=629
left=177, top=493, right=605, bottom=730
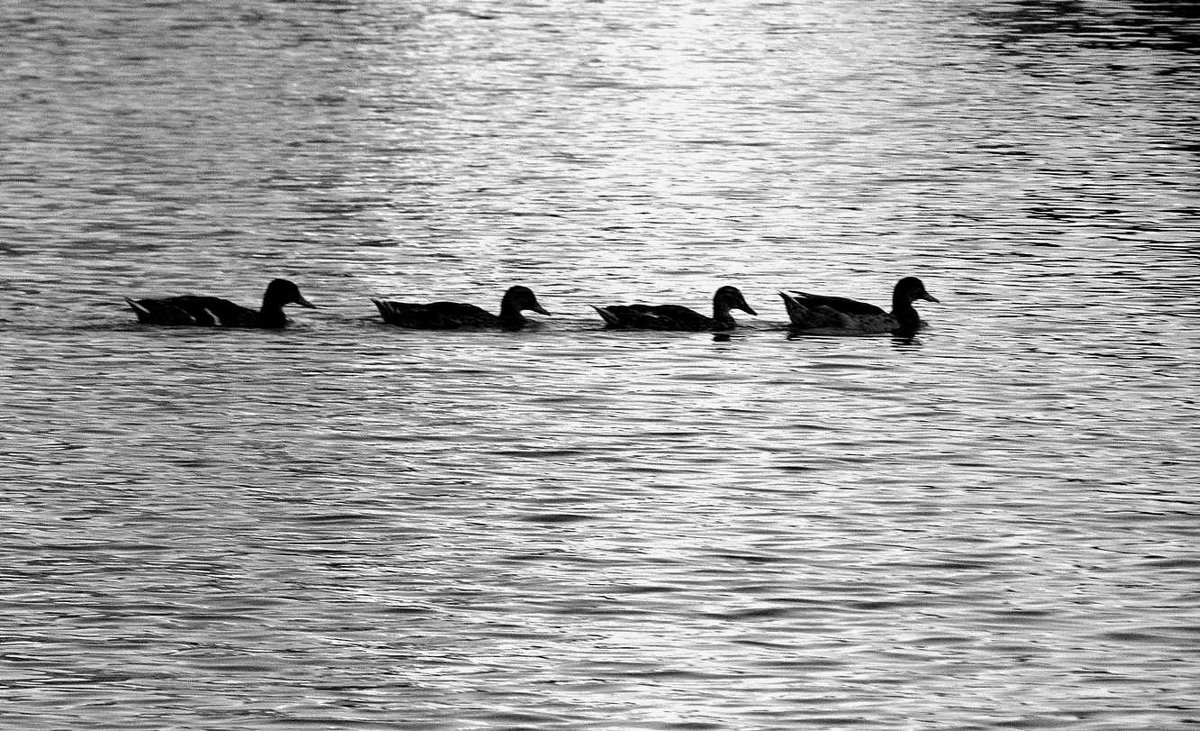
left=2, top=1, right=1199, bottom=728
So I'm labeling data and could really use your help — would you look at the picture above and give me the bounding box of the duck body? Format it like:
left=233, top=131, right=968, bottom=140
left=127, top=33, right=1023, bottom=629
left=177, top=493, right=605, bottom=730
left=593, top=285, right=756, bottom=331
left=373, top=285, right=550, bottom=331
left=125, top=278, right=315, bottom=328
left=780, top=276, right=938, bottom=336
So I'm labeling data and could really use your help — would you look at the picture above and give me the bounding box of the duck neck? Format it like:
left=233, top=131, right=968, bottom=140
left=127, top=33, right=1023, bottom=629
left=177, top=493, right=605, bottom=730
left=497, top=301, right=528, bottom=330
left=259, top=298, right=288, bottom=328
left=711, top=299, right=736, bottom=330
left=890, top=292, right=920, bottom=331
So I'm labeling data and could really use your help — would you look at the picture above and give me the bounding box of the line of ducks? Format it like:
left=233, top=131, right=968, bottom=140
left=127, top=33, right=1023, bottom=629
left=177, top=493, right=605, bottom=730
left=126, top=276, right=939, bottom=336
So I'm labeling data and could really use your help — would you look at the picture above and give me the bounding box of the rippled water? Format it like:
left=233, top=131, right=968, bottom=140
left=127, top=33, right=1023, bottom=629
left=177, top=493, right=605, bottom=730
left=3, top=1, right=1199, bottom=728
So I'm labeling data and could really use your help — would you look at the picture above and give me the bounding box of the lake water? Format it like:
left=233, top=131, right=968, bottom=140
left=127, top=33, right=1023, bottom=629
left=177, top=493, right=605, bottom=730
left=2, top=1, right=1199, bottom=728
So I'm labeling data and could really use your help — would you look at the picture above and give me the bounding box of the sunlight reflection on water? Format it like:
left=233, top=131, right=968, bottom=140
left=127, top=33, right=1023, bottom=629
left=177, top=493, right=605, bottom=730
left=3, top=0, right=1200, bottom=728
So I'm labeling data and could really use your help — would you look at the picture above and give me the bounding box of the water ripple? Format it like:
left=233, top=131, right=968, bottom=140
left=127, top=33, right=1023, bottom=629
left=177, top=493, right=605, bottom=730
left=4, top=0, right=1200, bottom=728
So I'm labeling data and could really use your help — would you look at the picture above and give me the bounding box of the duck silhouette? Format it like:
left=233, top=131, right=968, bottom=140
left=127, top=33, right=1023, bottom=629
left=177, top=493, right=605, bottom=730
left=780, top=276, right=938, bottom=335
left=372, top=285, right=550, bottom=330
left=593, top=286, right=757, bottom=331
left=125, top=278, right=315, bottom=328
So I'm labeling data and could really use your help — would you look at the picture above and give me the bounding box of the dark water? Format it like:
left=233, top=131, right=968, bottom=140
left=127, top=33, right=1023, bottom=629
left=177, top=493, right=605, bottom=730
left=3, top=1, right=1199, bottom=728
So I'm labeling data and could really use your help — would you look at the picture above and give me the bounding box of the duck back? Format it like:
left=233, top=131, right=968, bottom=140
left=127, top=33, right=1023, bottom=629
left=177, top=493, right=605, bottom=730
left=373, top=300, right=499, bottom=329
left=127, top=295, right=263, bottom=327
left=594, top=304, right=712, bottom=331
left=790, top=292, right=886, bottom=317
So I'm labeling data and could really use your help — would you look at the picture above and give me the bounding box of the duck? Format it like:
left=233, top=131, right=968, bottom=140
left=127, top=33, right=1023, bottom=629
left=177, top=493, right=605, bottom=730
left=779, top=276, right=938, bottom=335
left=372, top=285, right=550, bottom=330
left=125, top=278, right=316, bottom=328
left=592, top=285, right=757, bottom=331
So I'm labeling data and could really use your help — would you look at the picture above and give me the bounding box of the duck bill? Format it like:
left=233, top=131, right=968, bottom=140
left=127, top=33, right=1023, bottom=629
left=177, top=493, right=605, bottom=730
left=297, top=296, right=317, bottom=309
left=741, top=304, right=758, bottom=316
left=920, top=293, right=939, bottom=303
left=526, top=294, right=551, bottom=316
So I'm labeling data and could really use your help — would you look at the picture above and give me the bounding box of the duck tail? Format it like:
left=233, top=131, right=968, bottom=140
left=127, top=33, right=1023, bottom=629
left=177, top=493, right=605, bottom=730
left=374, top=298, right=414, bottom=326
left=371, top=298, right=392, bottom=322
left=778, top=291, right=810, bottom=327
left=591, top=305, right=620, bottom=327
left=125, top=297, right=152, bottom=322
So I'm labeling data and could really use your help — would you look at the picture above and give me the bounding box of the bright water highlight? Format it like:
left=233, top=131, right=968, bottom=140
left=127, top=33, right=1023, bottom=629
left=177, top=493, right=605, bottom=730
left=2, top=1, right=1198, bottom=728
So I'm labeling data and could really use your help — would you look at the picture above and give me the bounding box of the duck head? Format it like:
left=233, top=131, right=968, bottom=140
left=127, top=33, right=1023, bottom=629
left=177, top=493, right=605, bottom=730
left=895, top=277, right=938, bottom=304
left=502, top=285, right=551, bottom=316
left=713, top=285, right=757, bottom=316
left=264, top=278, right=316, bottom=309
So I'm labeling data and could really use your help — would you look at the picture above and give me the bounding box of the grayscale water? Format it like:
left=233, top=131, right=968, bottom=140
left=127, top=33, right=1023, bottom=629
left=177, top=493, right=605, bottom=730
left=2, top=1, right=1199, bottom=728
